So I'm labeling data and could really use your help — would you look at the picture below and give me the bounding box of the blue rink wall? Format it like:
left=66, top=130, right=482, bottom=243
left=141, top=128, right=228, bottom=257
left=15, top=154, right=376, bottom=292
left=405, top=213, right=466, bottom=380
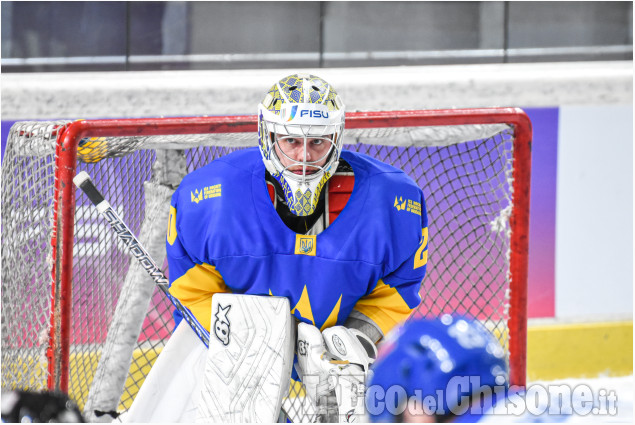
left=1, top=63, right=632, bottom=379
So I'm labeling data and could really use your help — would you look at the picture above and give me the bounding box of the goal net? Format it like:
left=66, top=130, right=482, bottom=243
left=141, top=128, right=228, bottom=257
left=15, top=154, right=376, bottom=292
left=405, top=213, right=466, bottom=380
left=1, top=109, right=531, bottom=421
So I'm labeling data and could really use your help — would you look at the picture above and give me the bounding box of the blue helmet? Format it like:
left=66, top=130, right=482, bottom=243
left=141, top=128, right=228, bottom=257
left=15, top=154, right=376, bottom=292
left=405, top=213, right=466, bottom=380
left=366, top=315, right=508, bottom=422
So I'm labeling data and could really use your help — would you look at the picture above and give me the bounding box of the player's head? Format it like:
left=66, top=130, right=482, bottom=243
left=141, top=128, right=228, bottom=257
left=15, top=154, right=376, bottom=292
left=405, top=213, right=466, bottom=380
left=258, top=73, right=345, bottom=216
left=366, top=315, right=508, bottom=423
left=1, top=390, right=85, bottom=423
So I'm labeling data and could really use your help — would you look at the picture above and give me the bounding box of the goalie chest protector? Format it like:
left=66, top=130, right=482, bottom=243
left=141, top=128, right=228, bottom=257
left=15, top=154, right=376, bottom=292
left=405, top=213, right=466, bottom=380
left=170, top=148, right=427, bottom=330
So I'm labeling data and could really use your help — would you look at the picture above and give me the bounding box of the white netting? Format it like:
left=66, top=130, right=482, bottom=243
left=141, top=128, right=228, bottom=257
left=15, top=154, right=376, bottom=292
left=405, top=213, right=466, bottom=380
left=1, top=121, right=70, bottom=394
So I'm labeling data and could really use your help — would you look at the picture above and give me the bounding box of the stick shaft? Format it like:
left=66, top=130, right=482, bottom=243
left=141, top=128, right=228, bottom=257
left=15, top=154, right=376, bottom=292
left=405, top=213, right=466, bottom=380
left=73, top=171, right=210, bottom=347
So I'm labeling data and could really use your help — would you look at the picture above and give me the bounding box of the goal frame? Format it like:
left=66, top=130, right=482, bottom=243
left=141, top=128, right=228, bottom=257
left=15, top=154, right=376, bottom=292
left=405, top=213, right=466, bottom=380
left=47, top=108, right=531, bottom=393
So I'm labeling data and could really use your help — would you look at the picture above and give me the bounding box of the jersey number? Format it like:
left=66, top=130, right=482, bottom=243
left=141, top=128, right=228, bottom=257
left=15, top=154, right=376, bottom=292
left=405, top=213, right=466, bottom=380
left=167, top=206, right=177, bottom=245
left=414, top=227, right=428, bottom=269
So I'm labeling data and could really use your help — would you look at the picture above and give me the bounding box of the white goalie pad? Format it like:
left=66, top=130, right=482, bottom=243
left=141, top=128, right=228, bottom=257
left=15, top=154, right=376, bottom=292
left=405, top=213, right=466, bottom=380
left=196, top=294, right=295, bottom=423
left=122, top=321, right=207, bottom=423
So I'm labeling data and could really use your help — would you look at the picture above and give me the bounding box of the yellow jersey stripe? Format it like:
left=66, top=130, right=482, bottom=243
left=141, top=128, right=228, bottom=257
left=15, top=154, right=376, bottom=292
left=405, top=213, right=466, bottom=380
left=352, top=279, right=414, bottom=336
left=169, top=263, right=230, bottom=331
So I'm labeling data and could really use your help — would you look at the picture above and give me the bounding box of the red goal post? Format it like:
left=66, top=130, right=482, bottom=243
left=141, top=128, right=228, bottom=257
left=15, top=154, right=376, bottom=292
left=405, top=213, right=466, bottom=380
left=1, top=108, right=531, bottom=415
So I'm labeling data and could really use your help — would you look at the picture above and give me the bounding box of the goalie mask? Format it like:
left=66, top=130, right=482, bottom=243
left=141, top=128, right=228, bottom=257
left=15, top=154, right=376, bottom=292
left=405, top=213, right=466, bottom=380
left=258, top=74, right=345, bottom=216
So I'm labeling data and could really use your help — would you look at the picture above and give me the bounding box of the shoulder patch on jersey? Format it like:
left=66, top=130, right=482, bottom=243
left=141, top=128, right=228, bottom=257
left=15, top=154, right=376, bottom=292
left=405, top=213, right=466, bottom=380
left=394, top=196, right=421, bottom=216
left=190, top=184, right=222, bottom=204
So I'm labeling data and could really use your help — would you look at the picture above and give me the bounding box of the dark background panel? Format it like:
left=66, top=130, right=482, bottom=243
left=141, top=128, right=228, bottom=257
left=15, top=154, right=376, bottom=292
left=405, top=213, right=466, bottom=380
left=1, top=1, right=632, bottom=72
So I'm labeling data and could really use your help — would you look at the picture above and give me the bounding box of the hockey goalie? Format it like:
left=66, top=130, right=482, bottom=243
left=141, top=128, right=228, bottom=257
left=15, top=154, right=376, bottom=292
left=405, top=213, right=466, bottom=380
left=124, top=73, right=429, bottom=422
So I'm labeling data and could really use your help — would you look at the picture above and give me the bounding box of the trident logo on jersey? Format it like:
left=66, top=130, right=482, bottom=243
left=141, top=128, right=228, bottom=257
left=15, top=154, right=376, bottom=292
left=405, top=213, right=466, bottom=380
left=394, top=196, right=406, bottom=211
left=295, top=234, right=317, bottom=256
left=213, top=303, right=232, bottom=345
left=191, top=189, right=203, bottom=204
left=300, top=238, right=313, bottom=254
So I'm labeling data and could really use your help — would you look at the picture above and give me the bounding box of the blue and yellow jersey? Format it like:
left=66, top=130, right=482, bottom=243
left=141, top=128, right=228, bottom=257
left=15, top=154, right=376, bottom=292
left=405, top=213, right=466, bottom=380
left=166, top=148, right=428, bottom=337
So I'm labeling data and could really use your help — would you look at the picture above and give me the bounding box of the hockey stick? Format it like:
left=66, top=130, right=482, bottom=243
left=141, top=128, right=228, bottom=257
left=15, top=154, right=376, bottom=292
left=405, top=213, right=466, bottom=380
left=73, top=171, right=210, bottom=348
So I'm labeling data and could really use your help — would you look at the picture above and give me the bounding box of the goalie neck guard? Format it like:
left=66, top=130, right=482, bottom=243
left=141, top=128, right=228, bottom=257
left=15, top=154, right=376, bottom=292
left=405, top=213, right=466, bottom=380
left=258, top=74, right=345, bottom=216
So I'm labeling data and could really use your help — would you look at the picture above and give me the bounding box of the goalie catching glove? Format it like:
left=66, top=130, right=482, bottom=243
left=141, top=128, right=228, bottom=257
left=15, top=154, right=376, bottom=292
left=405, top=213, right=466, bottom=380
left=294, top=323, right=377, bottom=422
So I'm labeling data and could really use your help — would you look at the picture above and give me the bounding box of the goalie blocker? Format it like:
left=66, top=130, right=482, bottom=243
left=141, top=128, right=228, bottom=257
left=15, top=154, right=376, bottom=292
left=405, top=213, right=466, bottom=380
left=123, top=294, right=294, bottom=423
